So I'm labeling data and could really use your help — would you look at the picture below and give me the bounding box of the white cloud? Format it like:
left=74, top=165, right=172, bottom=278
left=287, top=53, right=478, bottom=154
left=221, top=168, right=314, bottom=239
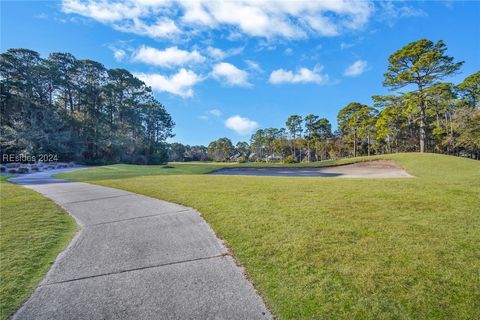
left=206, top=46, right=226, bottom=60
left=340, top=42, right=355, bottom=50
left=344, top=60, right=368, bottom=77
left=112, top=48, right=126, bottom=61
left=208, top=109, right=222, bottom=117
left=62, top=0, right=373, bottom=40
left=132, top=45, right=205, bottom=68
left=206, top=46, right=243, bottom=60
left=62, top=0, right=181, bottom=38
left=245, top=60, right=263, bottom=73
left=135, top=69, right=202, bottom=98
left=376, top=1, right=427, bottom=26
left=269, top=65, right=329, bottom=85
left=198, top=115, right=209, bottom=120
left=211, top=62, right=251, bottom=87
left=225, top=115, right=259, bottom=135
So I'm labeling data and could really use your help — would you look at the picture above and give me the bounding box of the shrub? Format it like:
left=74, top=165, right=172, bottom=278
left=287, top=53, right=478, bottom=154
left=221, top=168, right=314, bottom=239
left=283, top=155, right=295, bottom=164
left=237, top=156, right=248, bottom=163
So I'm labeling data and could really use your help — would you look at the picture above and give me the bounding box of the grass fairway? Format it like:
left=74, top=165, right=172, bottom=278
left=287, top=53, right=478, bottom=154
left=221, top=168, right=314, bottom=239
left=0, top=177, right=76, bottom=319
left=58, top=153, right=480, bottom=319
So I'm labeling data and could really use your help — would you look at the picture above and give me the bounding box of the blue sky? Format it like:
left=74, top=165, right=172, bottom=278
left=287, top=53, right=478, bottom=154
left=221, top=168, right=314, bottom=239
left=2, top=1, right=479, bottom=145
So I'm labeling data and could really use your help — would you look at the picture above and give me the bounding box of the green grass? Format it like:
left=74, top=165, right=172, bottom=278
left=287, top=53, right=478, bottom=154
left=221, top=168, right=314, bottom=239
left=0, top=176, right=77, bottom=319
left=58, top=153, right=480, bottom=319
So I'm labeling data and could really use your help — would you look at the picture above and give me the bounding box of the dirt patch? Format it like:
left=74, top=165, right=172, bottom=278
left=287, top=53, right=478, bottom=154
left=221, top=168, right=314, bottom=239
left=346, top=159, right=402, bottom=169
left=210, top=160, right=412, bottom=178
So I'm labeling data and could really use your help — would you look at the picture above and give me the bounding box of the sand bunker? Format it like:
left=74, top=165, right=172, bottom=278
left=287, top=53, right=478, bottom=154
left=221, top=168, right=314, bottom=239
left=210, top=160, right=412, bottom=178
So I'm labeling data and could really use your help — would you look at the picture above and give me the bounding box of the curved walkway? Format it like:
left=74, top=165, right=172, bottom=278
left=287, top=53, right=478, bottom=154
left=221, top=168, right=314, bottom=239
left=10, top=169, right=271, bottom=319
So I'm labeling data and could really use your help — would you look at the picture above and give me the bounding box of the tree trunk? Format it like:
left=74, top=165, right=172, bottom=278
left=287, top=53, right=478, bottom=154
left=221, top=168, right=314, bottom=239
left=292, top=136, right=296, bottom=161
left=353, top=131, right=357, bottom=157
left=419, top=105, right=426, bottom=153
left=367, top=134, right=371, bottom=156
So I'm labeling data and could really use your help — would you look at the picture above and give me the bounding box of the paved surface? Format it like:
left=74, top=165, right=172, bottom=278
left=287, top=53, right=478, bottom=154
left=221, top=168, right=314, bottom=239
left=211, top=161, right=412, bottom=178
left=10, top=169, right=271, bottom=320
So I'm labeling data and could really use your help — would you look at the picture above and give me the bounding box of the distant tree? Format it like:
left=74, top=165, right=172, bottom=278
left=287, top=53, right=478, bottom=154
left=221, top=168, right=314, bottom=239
left=338, top=103, right=376, bottom=157
left=250, top=129, right=266, bottom=161
left=383, top=39, right=463, bottom=152
left=185, top=145, right=210, bottom=161
left=373, top=95, right=408, bottom=154
left=422, top=83, right=457, bottom=153
left=457, top=71, right=480, bottom=108
left=453, top=108, right=480, bottom=159
left=208, top=137, right=235, bottom=161
left=304, top=114, right=319, bottom=161
left=313, top=118, right=332, bottom=160
left=168, top=143, right=186, bottom=162
left=235, top=141, right=250, bottom=159
left=285, top=115, right=302, bottom=161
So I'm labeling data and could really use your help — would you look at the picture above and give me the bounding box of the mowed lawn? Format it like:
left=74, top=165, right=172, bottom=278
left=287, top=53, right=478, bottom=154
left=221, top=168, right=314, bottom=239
left=59, top=153, right=479, bottom=319
left=0, top=177, right=76, bottom=319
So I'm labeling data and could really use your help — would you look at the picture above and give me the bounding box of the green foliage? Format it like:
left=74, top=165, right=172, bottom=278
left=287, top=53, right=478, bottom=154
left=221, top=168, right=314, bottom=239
left=0, top=48, right=174, bottom=164
left=237, top=156, right=248, bottom=163
left=383, top=39, right=463, bottom=89
left=382, top=39, right=463, bottom=152
left=208, top=137, right=235, bottom=161
left=453, top=108, right=480, bottom=151
left=457, top=71, right=480, bottom=108
left=282, top=155, right=295, bottom=163
left=235, top=141, right=250, bottom=159
left=338, top=102, right=376, bottom=157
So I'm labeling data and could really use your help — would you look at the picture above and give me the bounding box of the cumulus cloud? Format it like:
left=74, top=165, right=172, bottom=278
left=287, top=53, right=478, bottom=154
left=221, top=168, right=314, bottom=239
left=344, top=60, right=368, bottom=77
left=62, top=0, right=181, bottom=38
left=225, top=115, right=259, bottom=135
left=269, top=65, right=329, bottom=85
left=135, top=69, right=202, bottom=98
left=211, top=62, right=251, bottom=87
left=132, top=45, right=205, bottom=68
left=61, top=0, right=373, bottom=40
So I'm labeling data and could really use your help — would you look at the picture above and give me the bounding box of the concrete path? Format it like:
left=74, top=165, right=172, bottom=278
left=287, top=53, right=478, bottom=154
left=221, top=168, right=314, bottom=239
left=10, top=169, right=271, bottom=320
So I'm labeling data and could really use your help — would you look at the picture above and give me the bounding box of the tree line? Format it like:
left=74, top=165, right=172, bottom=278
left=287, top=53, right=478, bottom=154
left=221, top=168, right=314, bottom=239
left=1, top=48, right=174, bottom=164
left=206, top=39, right=479, bottom=162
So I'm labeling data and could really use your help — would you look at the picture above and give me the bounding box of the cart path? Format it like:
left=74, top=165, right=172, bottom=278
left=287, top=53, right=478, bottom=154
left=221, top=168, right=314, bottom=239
left=10, top=169, right=271, bottom=320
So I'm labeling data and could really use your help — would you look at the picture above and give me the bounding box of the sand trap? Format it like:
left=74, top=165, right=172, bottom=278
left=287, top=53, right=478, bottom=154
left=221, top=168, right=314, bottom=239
left=210, top=160, right=412, bottom=178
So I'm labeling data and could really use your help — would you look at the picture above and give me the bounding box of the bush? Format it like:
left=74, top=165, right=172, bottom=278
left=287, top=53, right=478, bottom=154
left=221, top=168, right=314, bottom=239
left=237, top=156, right=248, bottom=163
left=283, top=155, right=295, bottom=164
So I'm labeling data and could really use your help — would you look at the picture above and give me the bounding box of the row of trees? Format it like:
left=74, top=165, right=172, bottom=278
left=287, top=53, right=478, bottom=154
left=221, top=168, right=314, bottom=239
left=207, top=39, right=479, bottom=162
left=207, top=118, right=337, bottom=162
left=1, top=48, right=174, bottom=164
left=168, top=143, right=210, bottom=162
